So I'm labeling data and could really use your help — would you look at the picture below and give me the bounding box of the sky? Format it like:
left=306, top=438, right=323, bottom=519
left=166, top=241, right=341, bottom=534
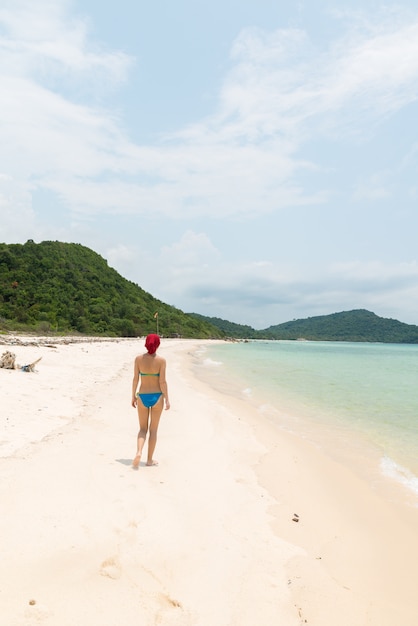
left=1, top=0, right=418, bottom=329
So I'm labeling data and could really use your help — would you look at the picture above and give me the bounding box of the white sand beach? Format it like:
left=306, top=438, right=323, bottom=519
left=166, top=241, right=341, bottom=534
left=1, top=337, right=418, bottom=625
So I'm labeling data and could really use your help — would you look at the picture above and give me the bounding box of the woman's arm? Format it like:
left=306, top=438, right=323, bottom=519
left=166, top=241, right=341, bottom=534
left=131, top=356, right=140, bottom=407
left=159, top=358, right=170, bottom=410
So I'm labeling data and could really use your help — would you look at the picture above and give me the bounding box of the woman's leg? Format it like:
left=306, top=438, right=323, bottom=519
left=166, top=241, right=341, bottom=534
left=133, top=403, right=150, bottom=468
left=146, top=399, right=164, bottom=466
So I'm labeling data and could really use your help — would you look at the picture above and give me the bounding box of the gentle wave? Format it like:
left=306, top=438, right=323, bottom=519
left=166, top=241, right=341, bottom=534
left=380, top=456, right=418, bottom=499
left=202, top=357, right=223, bottom=367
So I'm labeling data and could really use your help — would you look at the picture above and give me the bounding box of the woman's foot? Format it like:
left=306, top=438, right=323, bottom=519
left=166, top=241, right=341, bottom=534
left=132, top=453, right=141, bottom=469
left=146, top=460, right=158, bottom=466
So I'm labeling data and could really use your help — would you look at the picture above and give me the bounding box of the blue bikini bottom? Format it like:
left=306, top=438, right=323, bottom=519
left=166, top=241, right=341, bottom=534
left=137, top=392, right=162, bottom=408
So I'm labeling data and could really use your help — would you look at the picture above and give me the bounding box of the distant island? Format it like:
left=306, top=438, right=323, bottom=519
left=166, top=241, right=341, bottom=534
left=1, top=240, right=418, bottom=343
left=190, top=310, right=418, bottom=343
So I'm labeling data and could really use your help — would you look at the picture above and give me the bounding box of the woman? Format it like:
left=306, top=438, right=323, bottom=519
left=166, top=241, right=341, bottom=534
left=131, top=334, right=170, bottom=468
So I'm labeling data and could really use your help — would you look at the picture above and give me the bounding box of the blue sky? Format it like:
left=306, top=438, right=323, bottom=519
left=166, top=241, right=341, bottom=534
left=1, top=0, right=418, bottom=328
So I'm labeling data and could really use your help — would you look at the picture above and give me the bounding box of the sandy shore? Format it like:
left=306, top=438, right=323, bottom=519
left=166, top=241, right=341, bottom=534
left=1, top=337, right=418, bottom=625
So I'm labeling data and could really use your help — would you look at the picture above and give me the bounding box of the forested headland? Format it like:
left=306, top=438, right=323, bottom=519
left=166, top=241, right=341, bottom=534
left=0, top=240, right=222, bottom=338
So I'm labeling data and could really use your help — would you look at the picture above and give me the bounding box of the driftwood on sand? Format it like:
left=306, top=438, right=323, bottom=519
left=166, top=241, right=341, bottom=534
left=0, top=351, right=42, bottom=372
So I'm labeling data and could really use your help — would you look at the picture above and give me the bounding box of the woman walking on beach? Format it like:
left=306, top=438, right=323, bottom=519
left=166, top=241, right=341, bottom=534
left=131, top=334, right=170, bottom=468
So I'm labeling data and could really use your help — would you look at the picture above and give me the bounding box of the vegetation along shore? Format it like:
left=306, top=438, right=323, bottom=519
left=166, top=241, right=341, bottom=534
left=1, top=240, right=418, bottom=342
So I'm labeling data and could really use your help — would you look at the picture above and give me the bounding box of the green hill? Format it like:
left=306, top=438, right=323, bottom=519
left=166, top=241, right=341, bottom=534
left=265, top=309, right=418, bottom=343
left=191, top=310, right=418, bottom=343
left=189, top=313, right=259, bottom=339
left=0, top=240, right=223, bottom=338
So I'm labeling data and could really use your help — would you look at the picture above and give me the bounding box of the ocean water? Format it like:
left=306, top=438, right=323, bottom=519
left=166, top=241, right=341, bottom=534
left=193, top=340, right=418, bottom=501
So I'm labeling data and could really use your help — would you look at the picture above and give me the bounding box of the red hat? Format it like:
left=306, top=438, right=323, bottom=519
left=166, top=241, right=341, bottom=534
left=145, top=334, right=160, bottom=354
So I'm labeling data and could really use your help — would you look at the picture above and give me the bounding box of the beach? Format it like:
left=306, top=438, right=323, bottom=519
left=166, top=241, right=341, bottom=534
left=1, top=337, right=418, bottom=625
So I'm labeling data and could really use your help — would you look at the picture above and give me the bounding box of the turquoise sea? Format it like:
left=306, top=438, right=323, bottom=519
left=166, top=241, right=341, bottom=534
left=193, top=340, right=418, bottom=502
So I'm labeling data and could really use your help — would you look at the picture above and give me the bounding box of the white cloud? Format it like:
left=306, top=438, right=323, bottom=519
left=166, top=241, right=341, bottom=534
left=217, top=17, right=418, bottom=139
left=331, top=259, right=418, bottom=285
left=324, top=23, right=418, bottom=124
left=99, top=231, right=222, bottom=307
left=0, top=0, right=132, bottom=83
left=1, top=1, right=418, bottom=228
left=85, top=225, right=418, bottom=328
left=0, top=0, right=136, bottom=242
left=161, top=231, right=221, bottom=268
left=106, top=244, right=138, bottom=269
left=353, top=174, right=391, bottom=201
left=151, top=252, right=418, bottom=326
left=136, top=13, right=418, bottom=217
left=0, top=175, right=36, bottom=242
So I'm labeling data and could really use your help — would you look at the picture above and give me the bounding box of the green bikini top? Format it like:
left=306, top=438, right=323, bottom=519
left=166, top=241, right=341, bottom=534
left=140, top=371, right=160, bottom=377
